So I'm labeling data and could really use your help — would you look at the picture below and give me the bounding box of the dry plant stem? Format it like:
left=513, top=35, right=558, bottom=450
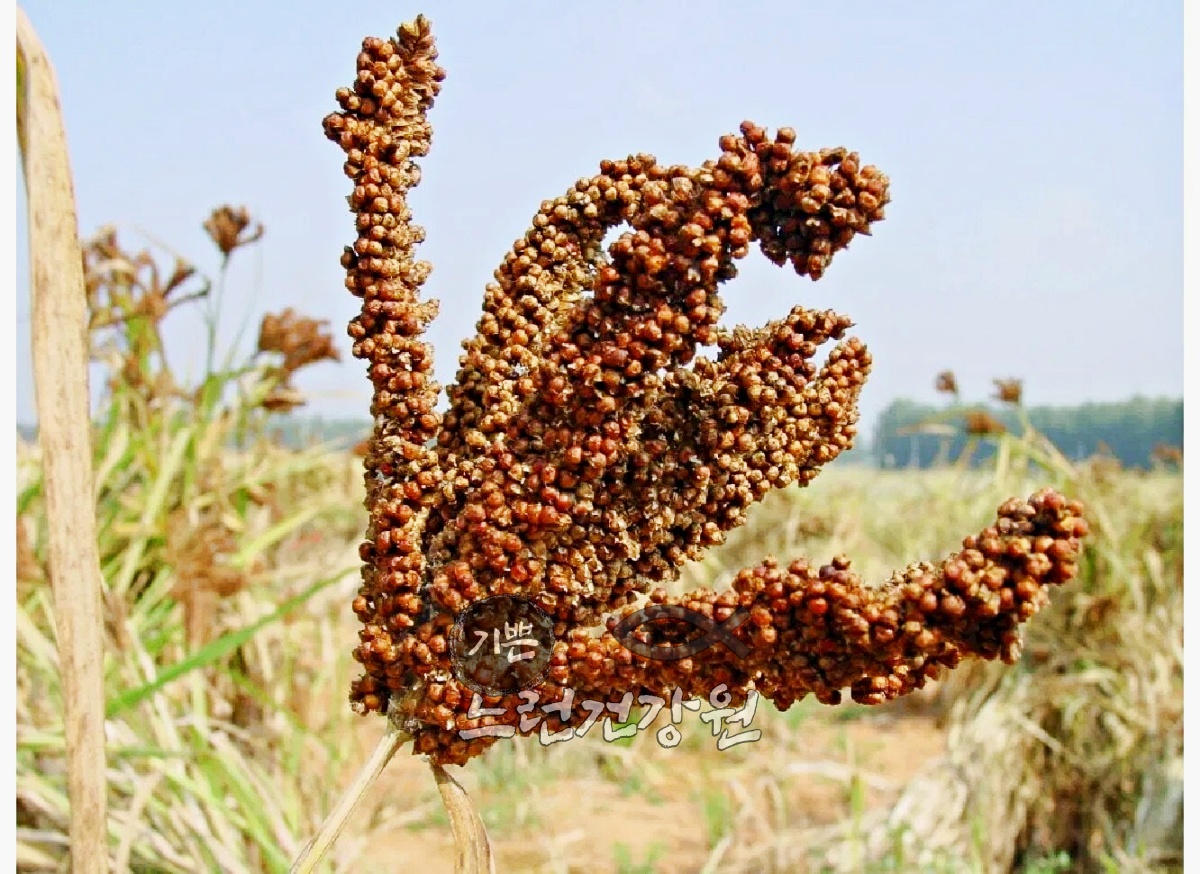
left=288, top=713, right=410, bottom=874
left=17, top=8, right=109, bottom=872
left=431, top=763, right=497, bottom=874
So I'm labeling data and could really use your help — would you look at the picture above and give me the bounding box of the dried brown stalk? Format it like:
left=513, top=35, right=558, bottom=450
left=289, top=711, right=411, bottom=874
left=432, top=763, right=496, bottom=874
left=17, top=6, right=109, bottom=871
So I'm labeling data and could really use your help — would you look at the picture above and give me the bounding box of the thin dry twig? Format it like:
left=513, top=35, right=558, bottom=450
left=17, top=7, right=109, bottom=871
left=289, top=714, right=409, bottom=874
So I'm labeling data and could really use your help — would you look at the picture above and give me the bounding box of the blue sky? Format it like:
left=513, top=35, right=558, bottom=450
left=15, top=1, right=1183, bottom=435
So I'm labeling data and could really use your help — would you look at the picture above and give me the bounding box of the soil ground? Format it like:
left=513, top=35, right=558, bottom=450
left=351, top=690, right=947, bottom=873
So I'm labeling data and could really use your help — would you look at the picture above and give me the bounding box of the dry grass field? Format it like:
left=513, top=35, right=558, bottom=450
left=16, top=432, right=1183, bottom=872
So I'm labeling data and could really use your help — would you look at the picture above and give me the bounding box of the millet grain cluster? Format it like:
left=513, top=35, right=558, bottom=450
left=326, top=17, right=1088, bottom=766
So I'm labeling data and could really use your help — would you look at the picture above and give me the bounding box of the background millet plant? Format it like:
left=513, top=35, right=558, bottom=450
left=324, top=15, right=1088, bottom=770
left=20, top=209, right=369, bottom=873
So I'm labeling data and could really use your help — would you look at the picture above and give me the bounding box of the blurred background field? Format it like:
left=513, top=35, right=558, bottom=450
left=14, top=223, right=1183, bottom=872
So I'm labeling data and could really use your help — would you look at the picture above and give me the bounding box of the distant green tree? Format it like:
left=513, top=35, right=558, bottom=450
left=871, top=397, right=1182, bottom=470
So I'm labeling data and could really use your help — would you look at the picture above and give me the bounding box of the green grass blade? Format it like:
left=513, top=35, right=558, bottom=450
left=231, top=503, right=327, bottom=569
left=107, top=569, right=349, bottom=717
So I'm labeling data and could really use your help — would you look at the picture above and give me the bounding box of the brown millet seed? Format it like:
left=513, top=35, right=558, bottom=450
left=329, top=17, right=1087, bottom=766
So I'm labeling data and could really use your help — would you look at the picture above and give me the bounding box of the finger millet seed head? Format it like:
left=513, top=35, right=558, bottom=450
left=203, top=204, right=263, bottom=259
left=994, top=377, right=1024, bottom=405
left=935, top=369, right=959, bottom=395
left=326, top=17, right=1088, bottom=766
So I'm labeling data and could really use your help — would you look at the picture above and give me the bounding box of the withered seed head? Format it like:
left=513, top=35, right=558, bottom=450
left=203, top=205, right=264, bottom=260
left=935, top=369, right=959, bottom=396
left=993, top=377, right=1023, bottom=405
left=964, top=410, right=1008, bottom=436
left=257, top=308, right=340, bottom=374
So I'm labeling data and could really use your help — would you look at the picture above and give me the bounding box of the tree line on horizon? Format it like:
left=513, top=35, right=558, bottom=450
left=16, top=396, right=1182, bottom=471
left=869, top=396, right=1182, bottom=470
